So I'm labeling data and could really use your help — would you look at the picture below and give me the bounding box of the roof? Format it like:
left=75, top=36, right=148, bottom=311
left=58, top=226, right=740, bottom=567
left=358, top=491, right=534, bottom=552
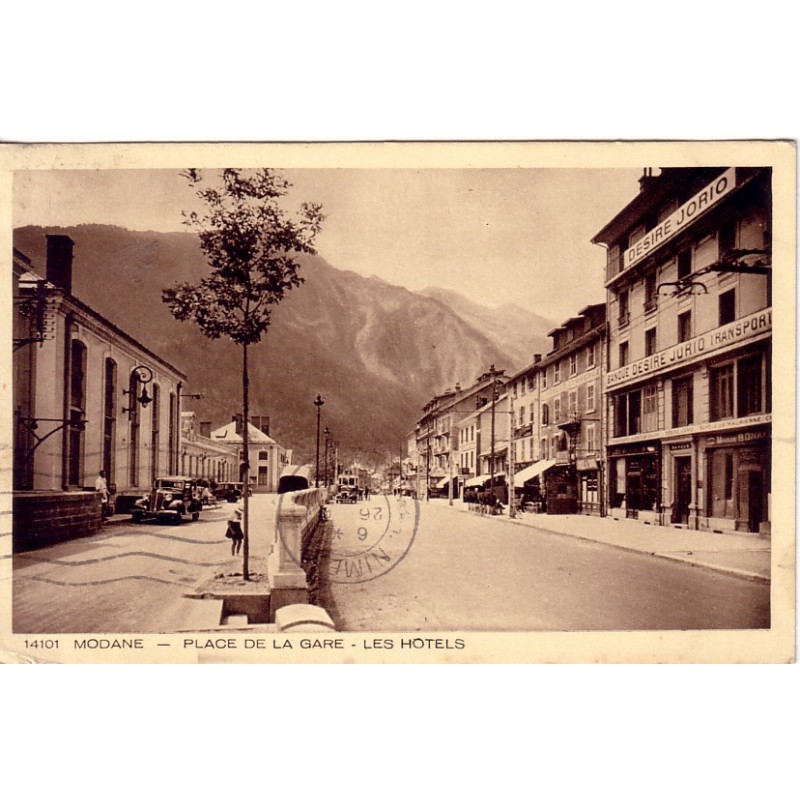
left=211, top=421, right=279, bottom=445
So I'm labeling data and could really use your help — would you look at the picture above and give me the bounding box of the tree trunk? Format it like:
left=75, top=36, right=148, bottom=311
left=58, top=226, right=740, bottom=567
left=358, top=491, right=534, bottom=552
left=242, top=342, right=250, bottom=581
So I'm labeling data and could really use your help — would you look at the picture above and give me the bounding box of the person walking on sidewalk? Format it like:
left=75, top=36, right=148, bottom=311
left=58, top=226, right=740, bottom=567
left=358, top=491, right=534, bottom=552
left=226, top=506, right=244, bottom=556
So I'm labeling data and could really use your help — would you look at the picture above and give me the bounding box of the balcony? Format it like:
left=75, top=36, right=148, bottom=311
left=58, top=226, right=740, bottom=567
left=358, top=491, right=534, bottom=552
left=513, top=423, right=533, bottom=439
left=644, top=296, right=658, bottom=314
left=618, top=311, right=630, bottom=328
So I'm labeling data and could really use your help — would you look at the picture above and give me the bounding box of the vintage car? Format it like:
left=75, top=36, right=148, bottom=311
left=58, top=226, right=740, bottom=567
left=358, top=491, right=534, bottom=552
left=214, top=482, right=244, bottom=503
left=335, top=488, right=359, bottom=504
left=131, top=476, right=202, bottom=524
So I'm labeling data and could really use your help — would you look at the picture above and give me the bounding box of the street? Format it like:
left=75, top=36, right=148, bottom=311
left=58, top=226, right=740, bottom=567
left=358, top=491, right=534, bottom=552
left=11, top=503, right=240, bottom=634
left=321, top=497, right=771, bottom=632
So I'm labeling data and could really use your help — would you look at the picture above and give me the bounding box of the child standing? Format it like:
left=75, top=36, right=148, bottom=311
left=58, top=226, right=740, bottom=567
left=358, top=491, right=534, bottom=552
left=226, top=506, right=244, bottom=556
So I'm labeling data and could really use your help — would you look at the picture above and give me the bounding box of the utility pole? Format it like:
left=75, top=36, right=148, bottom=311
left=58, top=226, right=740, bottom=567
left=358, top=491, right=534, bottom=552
left=314, top=394, right=324, bottom=488
left=489, top=364, right=498, bottom=495
left=508, top=391, right=515, bottom=518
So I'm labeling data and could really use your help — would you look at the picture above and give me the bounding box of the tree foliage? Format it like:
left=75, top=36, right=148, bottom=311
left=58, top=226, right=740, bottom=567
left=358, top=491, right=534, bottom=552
left=163, top=168, right=325, bottom=345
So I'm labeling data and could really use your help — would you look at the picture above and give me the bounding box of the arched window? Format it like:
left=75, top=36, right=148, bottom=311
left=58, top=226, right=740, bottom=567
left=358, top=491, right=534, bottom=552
left=67, top=340, right=87, bottom=486
left=103, top=358, right=117, bottom=484
left=150, top=383, right=161, bottom=483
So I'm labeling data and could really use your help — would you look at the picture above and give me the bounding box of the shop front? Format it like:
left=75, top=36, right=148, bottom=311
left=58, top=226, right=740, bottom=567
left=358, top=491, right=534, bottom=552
left=608, top=442, right=661, bottom=523
left=701, top=425, right=771, bottom=534
left=576, top=458, right=601, bottom=515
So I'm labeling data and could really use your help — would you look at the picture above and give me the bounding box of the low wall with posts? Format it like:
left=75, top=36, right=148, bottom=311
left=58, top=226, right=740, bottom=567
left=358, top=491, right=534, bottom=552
left=267, top=488, right=327, bottom=619
left=13, top=491, right=102, bottom=552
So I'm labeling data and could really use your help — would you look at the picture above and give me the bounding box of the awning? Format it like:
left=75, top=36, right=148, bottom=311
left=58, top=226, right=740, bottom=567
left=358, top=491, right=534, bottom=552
left=465, top=473, right=505, bottom=488
left=435, top=476, right=449, bottom=489
left=513, top=459, right=556, bottom=484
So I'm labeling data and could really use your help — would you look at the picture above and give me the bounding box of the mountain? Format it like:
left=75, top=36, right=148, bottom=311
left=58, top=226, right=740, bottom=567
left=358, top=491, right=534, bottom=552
left=14, top=225, right=528, bottom=467
left=419, top=286, right=554, bottom=368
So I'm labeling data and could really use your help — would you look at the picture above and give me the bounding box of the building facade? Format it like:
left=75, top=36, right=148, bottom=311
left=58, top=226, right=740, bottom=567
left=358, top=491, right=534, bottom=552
left=179, top=412, right=239, bottom=484
left=593, top=167, right=771, bottom=533
left=210, top=416, right=291, bottom=493
left=13, top=235, right=186, bottom=546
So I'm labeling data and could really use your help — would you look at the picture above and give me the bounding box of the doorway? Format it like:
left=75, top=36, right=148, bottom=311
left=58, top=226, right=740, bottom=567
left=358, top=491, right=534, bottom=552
left=673, top=456, right=692, bottom=524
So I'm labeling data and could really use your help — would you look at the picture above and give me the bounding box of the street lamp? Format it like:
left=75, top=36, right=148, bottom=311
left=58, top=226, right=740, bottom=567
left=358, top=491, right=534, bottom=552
left=324, top=426, right=331, bottom=486
left=123, top=365, right=154, bottom=414
left=314, top=394, right=325, bottom=488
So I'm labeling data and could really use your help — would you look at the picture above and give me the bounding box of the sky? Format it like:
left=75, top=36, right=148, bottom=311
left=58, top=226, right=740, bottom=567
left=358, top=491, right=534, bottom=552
left=13, top=167, right=642, bottom=322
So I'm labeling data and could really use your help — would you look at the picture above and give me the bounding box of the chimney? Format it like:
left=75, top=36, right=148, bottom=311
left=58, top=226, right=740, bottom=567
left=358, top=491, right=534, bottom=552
left=232, top=414, right=243, bottom=435
left=455, top=383, right=461, bottom=392
left=638, top=167, right=658, bottom=192
left=46, top=235, right=75, bottom=295
left=200, top=421, right=211, bottom=438
left=533, top=353, right=542, bottom=363
left=260, top=417, right=270, bottom=436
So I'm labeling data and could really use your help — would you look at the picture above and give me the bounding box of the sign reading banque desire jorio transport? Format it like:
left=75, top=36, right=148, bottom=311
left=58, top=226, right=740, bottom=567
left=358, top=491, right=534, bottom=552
left=622, top=167, right=736, bottom=272
left=606, top=307, right=772, bottom=389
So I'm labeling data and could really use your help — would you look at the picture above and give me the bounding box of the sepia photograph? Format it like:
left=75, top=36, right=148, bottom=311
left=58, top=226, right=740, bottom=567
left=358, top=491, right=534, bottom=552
left=1, top=141, right=795, bottom=663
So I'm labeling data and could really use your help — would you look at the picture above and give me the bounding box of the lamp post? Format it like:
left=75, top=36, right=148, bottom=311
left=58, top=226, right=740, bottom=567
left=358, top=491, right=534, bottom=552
left=314, top=394, right=324, bottom=487
left=122, top=365, right=154, bottom=415
left=489, top=364, right=498, bottom=494
left=323, top=426, right=331, bottom=487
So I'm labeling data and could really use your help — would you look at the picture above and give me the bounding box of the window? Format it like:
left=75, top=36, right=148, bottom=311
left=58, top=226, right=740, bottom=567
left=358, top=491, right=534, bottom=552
left=150, top=384, right=160, bottom=483
left=710, top=364, right=735, bottom=420
left=737, top=353, right=764, bottom=416
left=677, top=249, right=692, bottom=280
left=542, top=369, right=548, bottom=389
left=541, top=403, right=549, bottom=425
left=554, top=397, right=561, bottom=422
left=569, top=390, right=578, bottom=418
left=554, top=361, right=561, bottom=384
left=678, top=311, right=692, bottom=343
left=719, top=289, right=736, bottom=326
left=529, top=405, right=535, bottom=424
left=719, top=219, right=737, bottom=256
left=618, top=289, right=630, bottom=326
left=587, top=383, right=596, bottom=412
left=168, top=392, right=177, bottom=473
left=569, top=353, right=577, bottom=376
left=644, top=272, right=658, bottom=312
left=645, top=327, right=657, bottom=356
left=672, top=375, right=694, bottom=427
left=587, top=344, right=596, bottom=369
left=619, top=341, right=629, bottom=367
left=68, top=340, right=87, bottom=486
left=541, top=439, right=548, bottom=459
left=614, top=391, right=642, bottom=438
left=585, top=423, right=596, bottom=453
left=518, top=405, right=525, bottom=426
left=642, top=384, right=658, bottom=431
left=527, top=374, right=536, bottom=391
left=103, top=358, right=117, bottom=483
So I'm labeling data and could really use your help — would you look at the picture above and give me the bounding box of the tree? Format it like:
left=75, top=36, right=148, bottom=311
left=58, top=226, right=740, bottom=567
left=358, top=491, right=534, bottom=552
left=163, top=168, right=324, bottom=580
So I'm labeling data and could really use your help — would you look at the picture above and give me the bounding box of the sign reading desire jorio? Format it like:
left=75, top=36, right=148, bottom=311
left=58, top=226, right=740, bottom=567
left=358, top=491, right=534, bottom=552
left=623, top=167, right=736, bottom=271
left=607, top=307, right=771, bottom=389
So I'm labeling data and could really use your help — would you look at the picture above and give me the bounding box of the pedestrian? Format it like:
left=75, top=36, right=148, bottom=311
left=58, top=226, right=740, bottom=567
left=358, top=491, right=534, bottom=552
left=226, top=506, right=244, bottom=556
left=95, top=470, right=110, bottom=520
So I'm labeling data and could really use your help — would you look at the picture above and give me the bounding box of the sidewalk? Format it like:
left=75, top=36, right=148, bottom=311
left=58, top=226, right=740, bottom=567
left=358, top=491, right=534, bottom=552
left=445, top=500, right=772, bottom=582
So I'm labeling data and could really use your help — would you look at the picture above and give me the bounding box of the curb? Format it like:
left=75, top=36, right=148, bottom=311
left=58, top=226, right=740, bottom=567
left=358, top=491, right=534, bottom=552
left=452, top=505, right=771, bottom=584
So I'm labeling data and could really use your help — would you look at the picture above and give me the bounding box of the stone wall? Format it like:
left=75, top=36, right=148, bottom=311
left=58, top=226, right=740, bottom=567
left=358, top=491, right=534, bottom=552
left=13, top=491, right=102, bottom=552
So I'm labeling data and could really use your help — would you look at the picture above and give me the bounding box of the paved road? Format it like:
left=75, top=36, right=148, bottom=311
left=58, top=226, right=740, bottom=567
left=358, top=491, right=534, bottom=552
left=11, top=504, right=237, bottom=633
left=321, top=498, right=771, bottom=632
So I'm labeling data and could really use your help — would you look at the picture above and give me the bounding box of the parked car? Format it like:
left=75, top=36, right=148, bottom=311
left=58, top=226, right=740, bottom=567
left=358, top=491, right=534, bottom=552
left=215, top=482, right=244, bottom=503
left=132, top=476, right=202, bottom=524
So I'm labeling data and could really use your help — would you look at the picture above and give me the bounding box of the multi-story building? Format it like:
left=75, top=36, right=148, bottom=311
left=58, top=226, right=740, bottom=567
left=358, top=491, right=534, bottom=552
left=536, top=304, right=606, bottom=514
left=13, top=235, right=186, bottom=547
left=210, top=415, right=291, bottom=493
left=179, top=411, right=239, bottom=484
left=417, top=368, right=509, bottom=498
left=593, top=167, right=771, bottom=533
